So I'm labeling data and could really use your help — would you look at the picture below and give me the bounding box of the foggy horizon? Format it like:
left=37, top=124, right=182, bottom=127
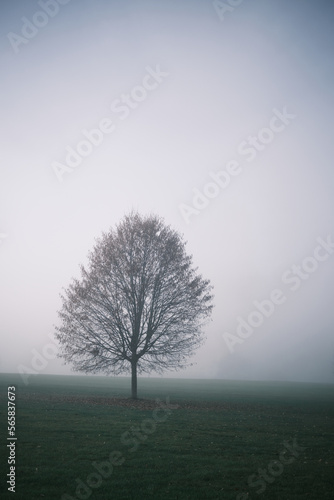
left=1, top=0, right=334, bottom=386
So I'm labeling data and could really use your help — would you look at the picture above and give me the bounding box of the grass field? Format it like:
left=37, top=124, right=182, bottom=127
left=0, top=373, right=333, bottom=500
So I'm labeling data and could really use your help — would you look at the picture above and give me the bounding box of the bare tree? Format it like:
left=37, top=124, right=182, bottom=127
left=55, top=212, right=214, bottom=398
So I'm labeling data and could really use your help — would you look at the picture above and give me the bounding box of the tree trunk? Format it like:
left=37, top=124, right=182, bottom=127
left=131, top=359, right=138, bottom=399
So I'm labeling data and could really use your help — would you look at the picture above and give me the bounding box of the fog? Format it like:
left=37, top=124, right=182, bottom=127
left=1, top=0, right=334, bottom=384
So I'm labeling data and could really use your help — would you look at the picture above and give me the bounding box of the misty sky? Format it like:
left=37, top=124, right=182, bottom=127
left=1, top=0, right=334, bottom=384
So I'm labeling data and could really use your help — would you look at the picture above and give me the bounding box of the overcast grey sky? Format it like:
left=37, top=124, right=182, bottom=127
left=1, top=0, right=334, bottom=384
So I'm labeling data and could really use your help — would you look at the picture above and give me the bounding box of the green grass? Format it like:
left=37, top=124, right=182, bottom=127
left=0, top=373, right=333, bottom=499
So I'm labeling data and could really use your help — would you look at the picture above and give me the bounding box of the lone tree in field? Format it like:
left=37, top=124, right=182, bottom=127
left=55, top=212, right=214, bottom=398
